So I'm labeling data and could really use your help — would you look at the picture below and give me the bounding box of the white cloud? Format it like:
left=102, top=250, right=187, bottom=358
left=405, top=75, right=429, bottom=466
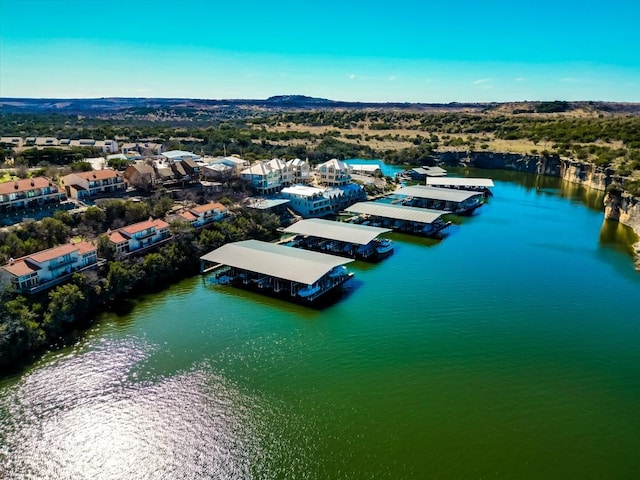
left=389, top=76, right=397, bottom=81
left=473, top=78, right=491, bottom=84
left=514, top=77, right=525, bottom=82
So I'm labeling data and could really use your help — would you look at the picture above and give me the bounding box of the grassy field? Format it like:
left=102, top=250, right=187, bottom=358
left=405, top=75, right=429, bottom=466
left=0, top=172, right=18, bottom=183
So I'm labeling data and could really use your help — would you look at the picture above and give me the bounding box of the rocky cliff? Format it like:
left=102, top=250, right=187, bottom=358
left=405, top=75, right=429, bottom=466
left=435, top=151, right=615, bottom=190
left=435, top=150, right=640, bottom=266
left=604, top=190, right=640, bottom=268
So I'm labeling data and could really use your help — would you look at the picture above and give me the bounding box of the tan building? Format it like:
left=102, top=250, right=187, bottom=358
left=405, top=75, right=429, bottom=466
left=61, top=169, right=126, bottom=199
left=123, top=162, right=157, bottom=190
left=315, top=158, right=352, bottom=186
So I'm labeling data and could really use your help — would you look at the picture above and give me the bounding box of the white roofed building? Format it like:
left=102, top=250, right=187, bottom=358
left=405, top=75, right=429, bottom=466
left=206, top=156, right=250, bottom=174
left=280, top=183, right=365, bottom=218
left=280, top=185, right=333, bottom=217
left=287, top=158, right=311, bottom=183
left=161, top=150, right=201, bottom=162
left=349, top=164, right=381, bottom=176
left=240, top=158, right=292, bottom=194
left=316, top=158, right=352, bottom=186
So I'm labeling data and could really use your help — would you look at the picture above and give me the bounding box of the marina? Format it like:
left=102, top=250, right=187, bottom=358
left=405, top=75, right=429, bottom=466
left=200, top=239, right=354, bottom=303
left=393, top=185, right=485, bottom=214
left=2, top=171, right=639, bottom=479
left=344, top=201, right=452, bottom=237
left=282, top=218, right=393, bottom=260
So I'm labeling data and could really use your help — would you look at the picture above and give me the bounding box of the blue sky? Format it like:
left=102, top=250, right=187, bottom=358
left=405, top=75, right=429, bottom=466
left=1, top=0, right=639, bottom=102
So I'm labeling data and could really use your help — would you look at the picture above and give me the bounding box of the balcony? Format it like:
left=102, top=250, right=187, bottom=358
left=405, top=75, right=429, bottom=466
left=134, top=229, right=156, bottom=241
left=48, top=256, right=76, bottom=270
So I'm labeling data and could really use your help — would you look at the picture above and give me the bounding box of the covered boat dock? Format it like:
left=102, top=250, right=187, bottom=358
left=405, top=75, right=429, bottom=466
left=393, top=185, right=484, bottom=214
left=426, top=177, right=494, bottom=195
left=344, top=201, right=451, bottom=237
left=200, top=239, right=354, bottom=303
left=283, top=218, right=393, bottom=260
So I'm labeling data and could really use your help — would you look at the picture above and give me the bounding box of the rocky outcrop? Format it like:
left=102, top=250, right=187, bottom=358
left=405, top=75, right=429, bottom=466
left=605, top=190, right=640, bottom=268
left=436, top=151, right=614, bottom=191
left=558, top=159, right=613, bottom=191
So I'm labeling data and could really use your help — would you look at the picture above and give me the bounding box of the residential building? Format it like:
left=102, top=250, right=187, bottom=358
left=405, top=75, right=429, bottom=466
left=180, top=158, right=200, bottom=176
left=280, top=184, right=366, bottom=218
left=287, top=158, right=311, bottom=183
left=108, top=218, right=171, bottom=256
left=0, top=177, right=65, bottom=214
left=316, top=158, right=352, bottom=186
left=35, top=137, right=59, bottom=147
left=0, top=241, right=99, bottom=294
left=161, top=150, right=201, bottom=163
left=241, top=161, right=282, bottom=194
left=121, top=142, right=163, bottom=156
left=280, top=185, right=334, bottom=217
left=60, top=169, right=126, bottom=199
left=170, top=161, right=189, bottom=181
left=202, top=163, right=233, bottom=180
left=123, top=162, right=157, bottom=190
left=0, top=137, right=24, bottom=149
left=207, top=156, right=249, bottom=175
left=349, top=164, right=381, bottom=176
left=176, top=202, right=229, bottom=228
left=240, top=158, right=292, bottom=194
left=268, top=158, right=292, bottom=185
left=156, top=167, right=176, bottom=183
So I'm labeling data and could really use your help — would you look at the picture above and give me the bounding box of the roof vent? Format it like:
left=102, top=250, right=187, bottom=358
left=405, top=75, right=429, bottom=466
left=9, top=258, right=15, bottom=265
left=14, top=182, right=18, bottom=189
left=31, top=179, right=35, bottom=186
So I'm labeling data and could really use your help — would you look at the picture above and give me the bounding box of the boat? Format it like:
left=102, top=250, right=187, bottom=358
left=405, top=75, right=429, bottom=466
left=373, top=238, right=394, bottom=258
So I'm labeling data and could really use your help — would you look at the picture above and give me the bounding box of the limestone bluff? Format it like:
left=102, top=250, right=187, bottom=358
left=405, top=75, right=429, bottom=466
left=434, top=151, right=640, bottom=269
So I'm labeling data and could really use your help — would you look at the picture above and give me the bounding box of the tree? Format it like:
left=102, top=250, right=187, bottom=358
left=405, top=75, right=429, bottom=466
left=105, top=261, right=140, bottom=300
left=97, top=234, right=116, bottom=261
left=44, top=283, right=88, bottom=336
left=84, top=206, right=107, bottom=228
left=0, top=294, right=45, bottom=366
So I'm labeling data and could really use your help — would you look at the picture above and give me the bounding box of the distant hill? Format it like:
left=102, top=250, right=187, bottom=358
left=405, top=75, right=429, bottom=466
left=1, top=96, right=639, bottom=116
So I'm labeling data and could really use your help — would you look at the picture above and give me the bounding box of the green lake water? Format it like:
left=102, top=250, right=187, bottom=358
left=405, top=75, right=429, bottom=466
left=1, top=169, right=640, bottom=479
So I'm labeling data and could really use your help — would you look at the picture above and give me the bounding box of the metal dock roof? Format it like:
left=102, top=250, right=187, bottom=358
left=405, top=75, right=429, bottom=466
left=426, top=177, right=494, bottom=188
left=423, top=166, right=448, bottom=176
left=283, top=218, right=391, bottom=245
left=344, top=202, right=447, bottom=224
left=200, top=239, right=353, bottom=285
left=395, top=185, right=481, bottom=202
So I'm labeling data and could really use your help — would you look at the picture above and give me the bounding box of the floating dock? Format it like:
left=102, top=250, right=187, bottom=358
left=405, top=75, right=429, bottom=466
left=343, top=202, right=451, bottom=237
left=282, top=218, right=393, bottom=261
left=393, top=185, right=484, bottom=214
left=200, top=239, right=354, bottom=303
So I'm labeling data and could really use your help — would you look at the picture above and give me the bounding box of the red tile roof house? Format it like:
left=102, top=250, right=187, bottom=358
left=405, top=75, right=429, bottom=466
left=176, top=202, right=229, bottom=228
left=60, top=169, right=126, bottom=199
left=107, top=218, right=171, bottom=256
left=0, top=177, right=65, bottom=214
left=0, top=241, right=100, bottom=294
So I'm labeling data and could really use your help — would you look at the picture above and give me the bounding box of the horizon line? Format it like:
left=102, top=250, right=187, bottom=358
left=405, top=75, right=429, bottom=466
left=1, top=96, right=639, bottom=105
